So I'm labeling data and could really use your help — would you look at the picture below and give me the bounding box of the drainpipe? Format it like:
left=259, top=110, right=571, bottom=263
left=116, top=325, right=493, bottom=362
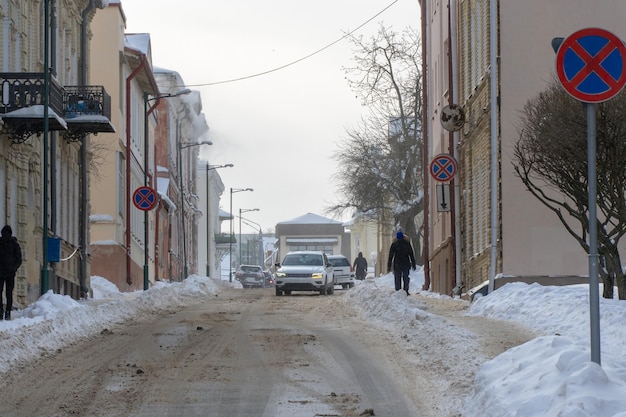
left=450, top=0, right=462, bottom=295
left=79, top=0, right=96, bottom=297
left=419, top=0, right=430, bottom=290
left=488, top=0, right=498, bottom=293
left=2, top=0, right=8, bottom=72
left=126, top=57, right=148, bottom=286
left=49, top=0, right=58, bottom=288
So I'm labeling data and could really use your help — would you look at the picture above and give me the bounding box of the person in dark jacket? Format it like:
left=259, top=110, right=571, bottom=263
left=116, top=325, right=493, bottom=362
left=0, top=225, right=22, bottom=320
left=353, top=252, right=368, bottom=281
left=387, top=231, right=416, bottom=295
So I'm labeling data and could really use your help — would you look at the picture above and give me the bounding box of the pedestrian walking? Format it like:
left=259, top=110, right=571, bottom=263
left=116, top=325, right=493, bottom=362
left=353, top=252, right=368, bottom=281
left=0, top=225, right=22, bottom=320
left=387, top=231, right=416, bottom=295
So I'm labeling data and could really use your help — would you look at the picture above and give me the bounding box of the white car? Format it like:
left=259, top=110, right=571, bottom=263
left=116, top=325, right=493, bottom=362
left=328, top=255, right=355, bottom=289
left=274, top=251, right=335, bottom=296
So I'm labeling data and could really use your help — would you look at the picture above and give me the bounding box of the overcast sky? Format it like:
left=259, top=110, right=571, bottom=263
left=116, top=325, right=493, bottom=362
left=120, top=0, right=421, bottom=233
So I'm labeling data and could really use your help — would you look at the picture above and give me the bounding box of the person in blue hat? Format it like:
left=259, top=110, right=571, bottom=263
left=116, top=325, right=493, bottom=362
left=387, top=230, right=416, bottom=295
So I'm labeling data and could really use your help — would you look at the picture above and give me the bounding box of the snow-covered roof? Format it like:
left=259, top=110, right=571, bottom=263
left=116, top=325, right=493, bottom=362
left=156, top=178, right=177, bottom=211
left=219, top=208, right=232, bottom=220
left=277, top=213, right=342, bottom=225
left=124, top=33, right=150, bottom=55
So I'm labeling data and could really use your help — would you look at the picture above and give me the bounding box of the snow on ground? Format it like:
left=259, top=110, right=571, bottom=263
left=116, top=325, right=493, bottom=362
left=1, top=271, right=625, bottom=417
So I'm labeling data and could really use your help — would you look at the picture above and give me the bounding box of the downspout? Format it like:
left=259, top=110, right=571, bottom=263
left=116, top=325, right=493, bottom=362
left=445, top=2, right=457, bottom=296
left=450, top=0, right=462, bottom=295
left=50, top=0, right=58, bottom=287
left=126, top=57, right=148, bottom=286
left=419, top=0, right=430, bottom=290
left=146, top=100, right=160, bottom=281
left=488, top=0, right=498, bottom=292
left=2, top=0, right=9, bottom=72
left=79, top=0, right=96, bottom=296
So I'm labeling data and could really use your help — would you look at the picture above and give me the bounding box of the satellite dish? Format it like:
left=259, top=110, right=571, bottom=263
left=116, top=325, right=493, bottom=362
left=440, top=104, right=466, bottom=132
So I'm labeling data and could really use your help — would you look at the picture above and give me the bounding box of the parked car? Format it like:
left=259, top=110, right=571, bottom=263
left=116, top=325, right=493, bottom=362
left=235, top=264, right=265, bottom=288
left=328, top=254, right=355, bottom=289
left=274, top=251, right=335, bottom=296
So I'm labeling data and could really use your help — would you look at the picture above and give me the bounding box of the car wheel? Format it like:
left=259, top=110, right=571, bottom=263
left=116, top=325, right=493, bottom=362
left=275, top=287, right=282, bottom=296
left=284, top=290, right=292, bottom=295
left=327, top=285, right=334, bottom=295
left=341, top=284, right=347, bottom=289
left=349, top=283, right=355, bottom=288
left=320, top=286, right=327, bottom=295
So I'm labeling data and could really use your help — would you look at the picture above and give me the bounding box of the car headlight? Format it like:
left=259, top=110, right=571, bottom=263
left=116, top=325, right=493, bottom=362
left=311, top=273, right=324, bottom=279
left=276, top=272, right=286, bottom=278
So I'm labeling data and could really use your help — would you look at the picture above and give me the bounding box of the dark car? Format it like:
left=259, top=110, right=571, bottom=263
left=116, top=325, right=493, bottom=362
left=235, top=264, right=265, bottom=288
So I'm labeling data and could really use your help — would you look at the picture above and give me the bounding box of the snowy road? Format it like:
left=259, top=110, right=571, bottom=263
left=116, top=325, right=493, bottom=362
left=0, top=287, right=425, bottom=417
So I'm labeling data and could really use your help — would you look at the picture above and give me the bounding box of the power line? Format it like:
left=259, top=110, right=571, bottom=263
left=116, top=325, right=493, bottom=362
left=183, top=0, right=399, bottom=88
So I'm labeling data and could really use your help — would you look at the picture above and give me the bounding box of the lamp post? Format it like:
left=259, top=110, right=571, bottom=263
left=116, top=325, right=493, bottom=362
left=240, top=216, right=264, bottom=267
left=41, top=0, right=50, bottom=294
left=239, top=208, right=259, bottom=265
left=142, top=88, right=192, bottom=290
left=229, top=187, right=253, bottom=281
left=204, top=163, right=233, bottom=277
left=178, top=140, right=213, bottom=280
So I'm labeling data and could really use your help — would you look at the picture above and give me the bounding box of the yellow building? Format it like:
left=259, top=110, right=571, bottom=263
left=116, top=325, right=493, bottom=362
left=0, top=0, right=113, bottom=306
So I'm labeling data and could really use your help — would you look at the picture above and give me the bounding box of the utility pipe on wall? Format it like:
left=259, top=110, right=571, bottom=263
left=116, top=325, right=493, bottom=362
left=488, top=0, right=498, bottom=293
left=450, top=0, right=462, bottom=295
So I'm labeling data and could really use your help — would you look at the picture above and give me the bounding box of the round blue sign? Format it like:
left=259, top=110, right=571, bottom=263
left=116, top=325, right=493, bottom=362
left=556, top=28, right=626, bottom=103
left=133, top=186, right=158, bottom=211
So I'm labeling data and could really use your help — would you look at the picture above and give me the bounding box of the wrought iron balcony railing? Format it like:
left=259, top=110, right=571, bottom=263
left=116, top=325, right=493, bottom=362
left=215, top=233, right=236, bottom=245
left=63, top=85, right=115, bottom=140
left=0, top=72, right=64, bottom=115
left=63, top=85, right=111, bottom=119
left=0, top=73, right=115, bottom=142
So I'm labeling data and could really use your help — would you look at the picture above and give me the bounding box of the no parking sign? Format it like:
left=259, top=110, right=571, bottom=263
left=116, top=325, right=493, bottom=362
left=556, top=27, right=626, bottom=103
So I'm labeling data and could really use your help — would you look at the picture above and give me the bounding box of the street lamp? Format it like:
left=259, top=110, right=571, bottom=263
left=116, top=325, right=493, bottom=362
left=41, top=0, right=51, bottom=294
left=239, top=208, right=259, bottom=264
left=229, top=187, right=253, bottom=281
left=178, top=140, right=213, bottom=280
left=143, top=88, right=192, bottom=290
left=204, top=163, right=233, bottom=277
left=240, top=216, right=264, bottom=267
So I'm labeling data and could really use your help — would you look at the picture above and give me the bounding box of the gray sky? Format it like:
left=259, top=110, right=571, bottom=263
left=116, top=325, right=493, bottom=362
left=120, top=0, right=421, bottom=233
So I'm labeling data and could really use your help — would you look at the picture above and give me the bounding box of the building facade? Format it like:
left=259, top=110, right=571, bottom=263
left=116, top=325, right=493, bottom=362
left=0, top=0, right=113, bottom=306
left=424, top=0, right=626, bottom=294
left=274, top=213, right=351, bottom=263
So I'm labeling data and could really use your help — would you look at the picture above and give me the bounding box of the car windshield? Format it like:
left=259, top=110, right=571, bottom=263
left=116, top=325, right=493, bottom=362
left=329, top=257, right=350, bottom=267
left=282, top=254, right=323, bottom=266
left=240, top=266, right=261, bottom=272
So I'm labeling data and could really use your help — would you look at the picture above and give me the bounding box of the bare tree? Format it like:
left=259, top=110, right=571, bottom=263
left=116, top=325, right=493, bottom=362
left=513, top=78, right=626, bottom=299
left=331, top=24, right=424, bottom=261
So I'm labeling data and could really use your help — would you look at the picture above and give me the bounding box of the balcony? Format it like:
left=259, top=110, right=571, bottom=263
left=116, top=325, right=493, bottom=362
left=215, top=233, right=236, bottom=245
left=63, top=85, right=115, bottom=141
left=0, top=72, right=67, bottom=142
left=0, top=73, right=115, bottom=143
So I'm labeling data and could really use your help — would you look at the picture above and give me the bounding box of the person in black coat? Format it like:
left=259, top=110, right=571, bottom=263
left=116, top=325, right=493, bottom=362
left=353, top=252, right=368, bottom=281
left=0, top=225, right=22, bottom=320
left=387, top=231, right=416, bottom=295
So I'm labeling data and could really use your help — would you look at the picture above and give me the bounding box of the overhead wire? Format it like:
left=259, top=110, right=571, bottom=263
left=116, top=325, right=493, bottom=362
left=183, top=0, right=399, bottom=87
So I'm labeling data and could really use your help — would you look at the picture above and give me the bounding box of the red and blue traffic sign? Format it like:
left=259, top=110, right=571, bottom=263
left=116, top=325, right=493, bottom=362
left=556, top=28, right=626, bottom=103
left=429, top=153, right=457, bottom=182
left=133, top=186, right=158, bottom=211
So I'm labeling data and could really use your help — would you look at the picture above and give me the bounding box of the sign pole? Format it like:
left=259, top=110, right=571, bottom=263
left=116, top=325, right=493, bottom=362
left=586, top=103, right=601, bottom=365
left=554, top=27, right=626, bottom=366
